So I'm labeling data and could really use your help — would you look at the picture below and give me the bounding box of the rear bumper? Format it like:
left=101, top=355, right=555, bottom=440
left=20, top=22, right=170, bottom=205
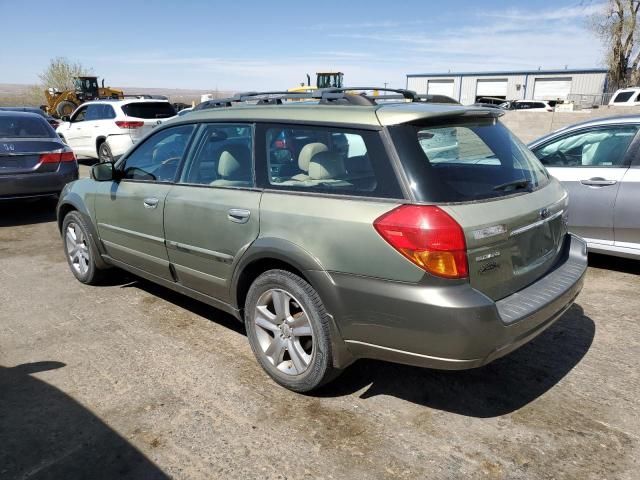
left=311, top=234, right=587, bottom=370
left=0, top=162, right=78, bottom=200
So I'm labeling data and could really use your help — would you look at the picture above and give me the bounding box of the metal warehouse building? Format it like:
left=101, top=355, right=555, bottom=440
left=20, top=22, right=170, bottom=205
left=406, top=68, right=608, bottom=105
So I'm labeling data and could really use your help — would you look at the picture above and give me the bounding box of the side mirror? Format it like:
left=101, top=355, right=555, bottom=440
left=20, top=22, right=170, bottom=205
left=61, top=115, right=70, bottom=122
left=91, top=162, right=117, bottom=181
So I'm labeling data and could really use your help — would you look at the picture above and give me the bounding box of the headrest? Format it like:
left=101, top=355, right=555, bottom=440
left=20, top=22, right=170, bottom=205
left=309, top=151, right=346, bottom=180
left=218, top=144, right=251, bottom=179
left=298, top=142, right=327, bottom=172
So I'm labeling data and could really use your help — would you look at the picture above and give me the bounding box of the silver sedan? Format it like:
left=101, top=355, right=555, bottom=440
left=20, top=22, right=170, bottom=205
left=529, top=115, right=640, bottom=260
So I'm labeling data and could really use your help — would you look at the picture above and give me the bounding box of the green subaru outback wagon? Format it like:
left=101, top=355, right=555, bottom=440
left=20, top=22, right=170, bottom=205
left=57, top=89, right=587, bottom=392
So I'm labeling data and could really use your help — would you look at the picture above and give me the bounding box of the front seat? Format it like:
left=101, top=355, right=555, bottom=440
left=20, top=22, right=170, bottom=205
left=210, top=144, right=252, bottom=187
left=291, top=142, right=327, bottom=181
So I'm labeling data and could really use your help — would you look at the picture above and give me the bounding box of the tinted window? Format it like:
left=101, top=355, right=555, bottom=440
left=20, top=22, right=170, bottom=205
left=85, top=104, right=104, bottom=120
left=121, top=124, right=195, bottom=182
left=261, top=124, right=402, bottom=198
left=389, top=118, right=550, bottom=202
left=0, top=114, right=55, bottom=138
left=180, top=124, right=253, bottom=187
left=72, top=107, right=88, bottom=122
left=121, top=102, right=176, bottom=119
left=613, top=91, right=634, bottom=103
left=533, top=126, right=638, bottom=167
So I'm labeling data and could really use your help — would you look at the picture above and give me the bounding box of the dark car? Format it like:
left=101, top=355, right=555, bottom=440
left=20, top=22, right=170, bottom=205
left=0, top=106, right=61, bottom=130
left=0, top=111, right=78, bottom=200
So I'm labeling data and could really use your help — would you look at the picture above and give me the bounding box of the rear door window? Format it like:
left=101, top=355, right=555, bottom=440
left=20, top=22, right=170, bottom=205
left=532, top=126, right=639, bottom=167
left=257, top=124, right=402, bottom=198
left=389, top=118, right=550, bottom=202
left=122, top=102, right=176, bottom=119
left=85, top=104, right=104, bottom=121
left=180, top=124, right=253, bottom=187
left=613, top=91, right=634, bottom=103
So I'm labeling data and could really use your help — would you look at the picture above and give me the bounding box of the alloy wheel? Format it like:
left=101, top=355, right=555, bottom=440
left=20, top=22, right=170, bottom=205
left=65, top=222, right=90, bottom=276
left=253, top=289, right=314, bottom=375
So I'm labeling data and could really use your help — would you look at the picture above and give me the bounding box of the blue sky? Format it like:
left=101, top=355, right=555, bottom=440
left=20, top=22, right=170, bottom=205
left=1, top=0, right=604, bottom=91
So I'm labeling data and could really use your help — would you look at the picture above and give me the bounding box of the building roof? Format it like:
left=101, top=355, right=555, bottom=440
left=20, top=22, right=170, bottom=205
left=407, top=68, right=608, bottom=78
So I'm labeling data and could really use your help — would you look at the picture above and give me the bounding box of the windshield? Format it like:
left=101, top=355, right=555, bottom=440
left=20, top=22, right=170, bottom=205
left=389, top=118, right=550, bottom=202
left=122, top=102, right=176, bottom=119
left=0, top=115, right=55, bottom=139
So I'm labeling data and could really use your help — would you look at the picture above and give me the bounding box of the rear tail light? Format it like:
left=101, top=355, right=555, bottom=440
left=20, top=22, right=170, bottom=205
left=116, top=120, right=144, bottom=129
left=39, top=150, right=76, bottom=164
left=374, top=205, right=468, bottom=279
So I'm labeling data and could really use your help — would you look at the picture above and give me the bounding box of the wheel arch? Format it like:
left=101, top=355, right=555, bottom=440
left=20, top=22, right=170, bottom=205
left=231, top=237, right=325, bottom=312
left=57, top=195, right=110, bottom=270
left=231, top=238, right=354, bottom=369
left=95, top=135, right=107, bottom=154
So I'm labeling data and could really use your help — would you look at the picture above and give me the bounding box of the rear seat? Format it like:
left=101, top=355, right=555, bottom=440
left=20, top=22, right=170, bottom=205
left=291, top=143, right=327, bottom=181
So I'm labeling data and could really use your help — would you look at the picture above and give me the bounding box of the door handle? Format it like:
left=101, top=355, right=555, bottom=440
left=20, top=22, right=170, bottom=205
left=143, top=197, right=159, bottom=209
left=227, top=208, right=251, bottom=224
left=580, top=177, right=617, bottom=187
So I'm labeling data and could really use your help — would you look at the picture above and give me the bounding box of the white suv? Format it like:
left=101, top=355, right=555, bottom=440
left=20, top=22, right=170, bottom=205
left=500, top=100, right=554, bottom=112
left=56, top=98, right=176, bottom=162
left=608, top=87, right=640, bottom=106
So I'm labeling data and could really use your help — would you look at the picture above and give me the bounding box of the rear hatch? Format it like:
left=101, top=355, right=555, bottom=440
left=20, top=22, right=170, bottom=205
left=120, top=101, right=177, bottom=143
left=388, top=114, right=568, bottom=300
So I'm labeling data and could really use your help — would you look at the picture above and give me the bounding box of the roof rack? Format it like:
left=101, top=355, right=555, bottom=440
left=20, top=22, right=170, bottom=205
left=193, top=87, right=460, bottom=111
left=121, top=94, right=169, bottom=100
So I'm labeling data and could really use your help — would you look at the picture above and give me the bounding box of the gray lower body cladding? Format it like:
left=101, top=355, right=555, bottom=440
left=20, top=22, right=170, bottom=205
left=308, top=234, right=587, bottom=370
left=0, top=162, right=78, bottom=199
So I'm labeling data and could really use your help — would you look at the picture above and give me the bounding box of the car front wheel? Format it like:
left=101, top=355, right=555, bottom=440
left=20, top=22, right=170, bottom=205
left=245, top=269, right=340, bottom=392
left=62, top=211, right=104, bottom=285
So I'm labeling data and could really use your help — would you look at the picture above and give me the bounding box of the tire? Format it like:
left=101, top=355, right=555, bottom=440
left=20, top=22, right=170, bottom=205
left=244, top=269, right=340, bottom=392
left=56, top=101, right=76, bottom=118
left=98, top=141, right=113, bottom=163
left=61, top=211, right=104, bottom=285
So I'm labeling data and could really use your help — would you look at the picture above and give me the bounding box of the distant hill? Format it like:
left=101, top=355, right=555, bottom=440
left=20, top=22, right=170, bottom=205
left=0, top=83, right=233, bottom=107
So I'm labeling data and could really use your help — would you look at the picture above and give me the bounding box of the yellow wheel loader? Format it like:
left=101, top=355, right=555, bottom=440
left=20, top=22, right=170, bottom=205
left=289, top=72, right=344, bottom=93
left=43, top=76, right=124, bottom=118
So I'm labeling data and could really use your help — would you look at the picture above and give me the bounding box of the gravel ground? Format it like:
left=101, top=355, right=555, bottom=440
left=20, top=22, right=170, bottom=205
left=1, top=168, right=639, bottom=479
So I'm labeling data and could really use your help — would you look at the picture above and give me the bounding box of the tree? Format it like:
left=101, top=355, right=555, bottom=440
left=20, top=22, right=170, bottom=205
left=38, top=57, right=93, bottom=91
left=591, top=0, right=640, bottom=89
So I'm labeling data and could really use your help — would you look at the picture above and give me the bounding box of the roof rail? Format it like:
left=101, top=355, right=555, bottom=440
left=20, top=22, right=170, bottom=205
left=121, top=94, right=169, bottom=100
left=192, top=87, right=459, bottom=111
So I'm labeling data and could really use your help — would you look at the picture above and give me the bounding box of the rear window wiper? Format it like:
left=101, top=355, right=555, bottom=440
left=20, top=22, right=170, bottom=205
left=492, top=178, right=532, bottom=192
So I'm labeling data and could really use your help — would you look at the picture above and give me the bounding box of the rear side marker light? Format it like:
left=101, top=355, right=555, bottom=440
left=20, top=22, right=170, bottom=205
left=374, top=205, right=468, bottom=279
left=116, top=120, right=144, bottom=129
left=39, top=151, right=76, bottom=164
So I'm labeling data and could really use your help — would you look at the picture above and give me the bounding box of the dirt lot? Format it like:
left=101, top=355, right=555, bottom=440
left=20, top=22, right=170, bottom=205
left=1, top=167, right=639, bottom=479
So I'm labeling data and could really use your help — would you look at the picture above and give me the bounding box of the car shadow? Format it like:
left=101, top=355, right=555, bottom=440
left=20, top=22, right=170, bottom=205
left=120, top=277, right=246, bottom=336
left=588, top=252, right=640, bottom=275
left=0, top=198, right=57, bottom=227
left=89, top=272, right=593, bottom=417
left=317, top=304, right=594, bottom=418
left=0, top=361, right=169, bottom=480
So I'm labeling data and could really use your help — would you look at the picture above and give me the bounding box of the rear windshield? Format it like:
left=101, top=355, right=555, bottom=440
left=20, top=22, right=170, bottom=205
left=0, top=115, right=55, bottom=139
left=121, top=102, right=176, bottom=119
left=389, top=118, right=550, bottom=202
left=613, top=91, right=635, bottom=103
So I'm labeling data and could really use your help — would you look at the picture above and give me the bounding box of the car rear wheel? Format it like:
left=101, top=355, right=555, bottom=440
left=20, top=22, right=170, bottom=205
left=245, top=269, right=340, bottom=392
left=98, top=142, right=113, bottom=163
left=62, top=211, right=104, bottom=285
